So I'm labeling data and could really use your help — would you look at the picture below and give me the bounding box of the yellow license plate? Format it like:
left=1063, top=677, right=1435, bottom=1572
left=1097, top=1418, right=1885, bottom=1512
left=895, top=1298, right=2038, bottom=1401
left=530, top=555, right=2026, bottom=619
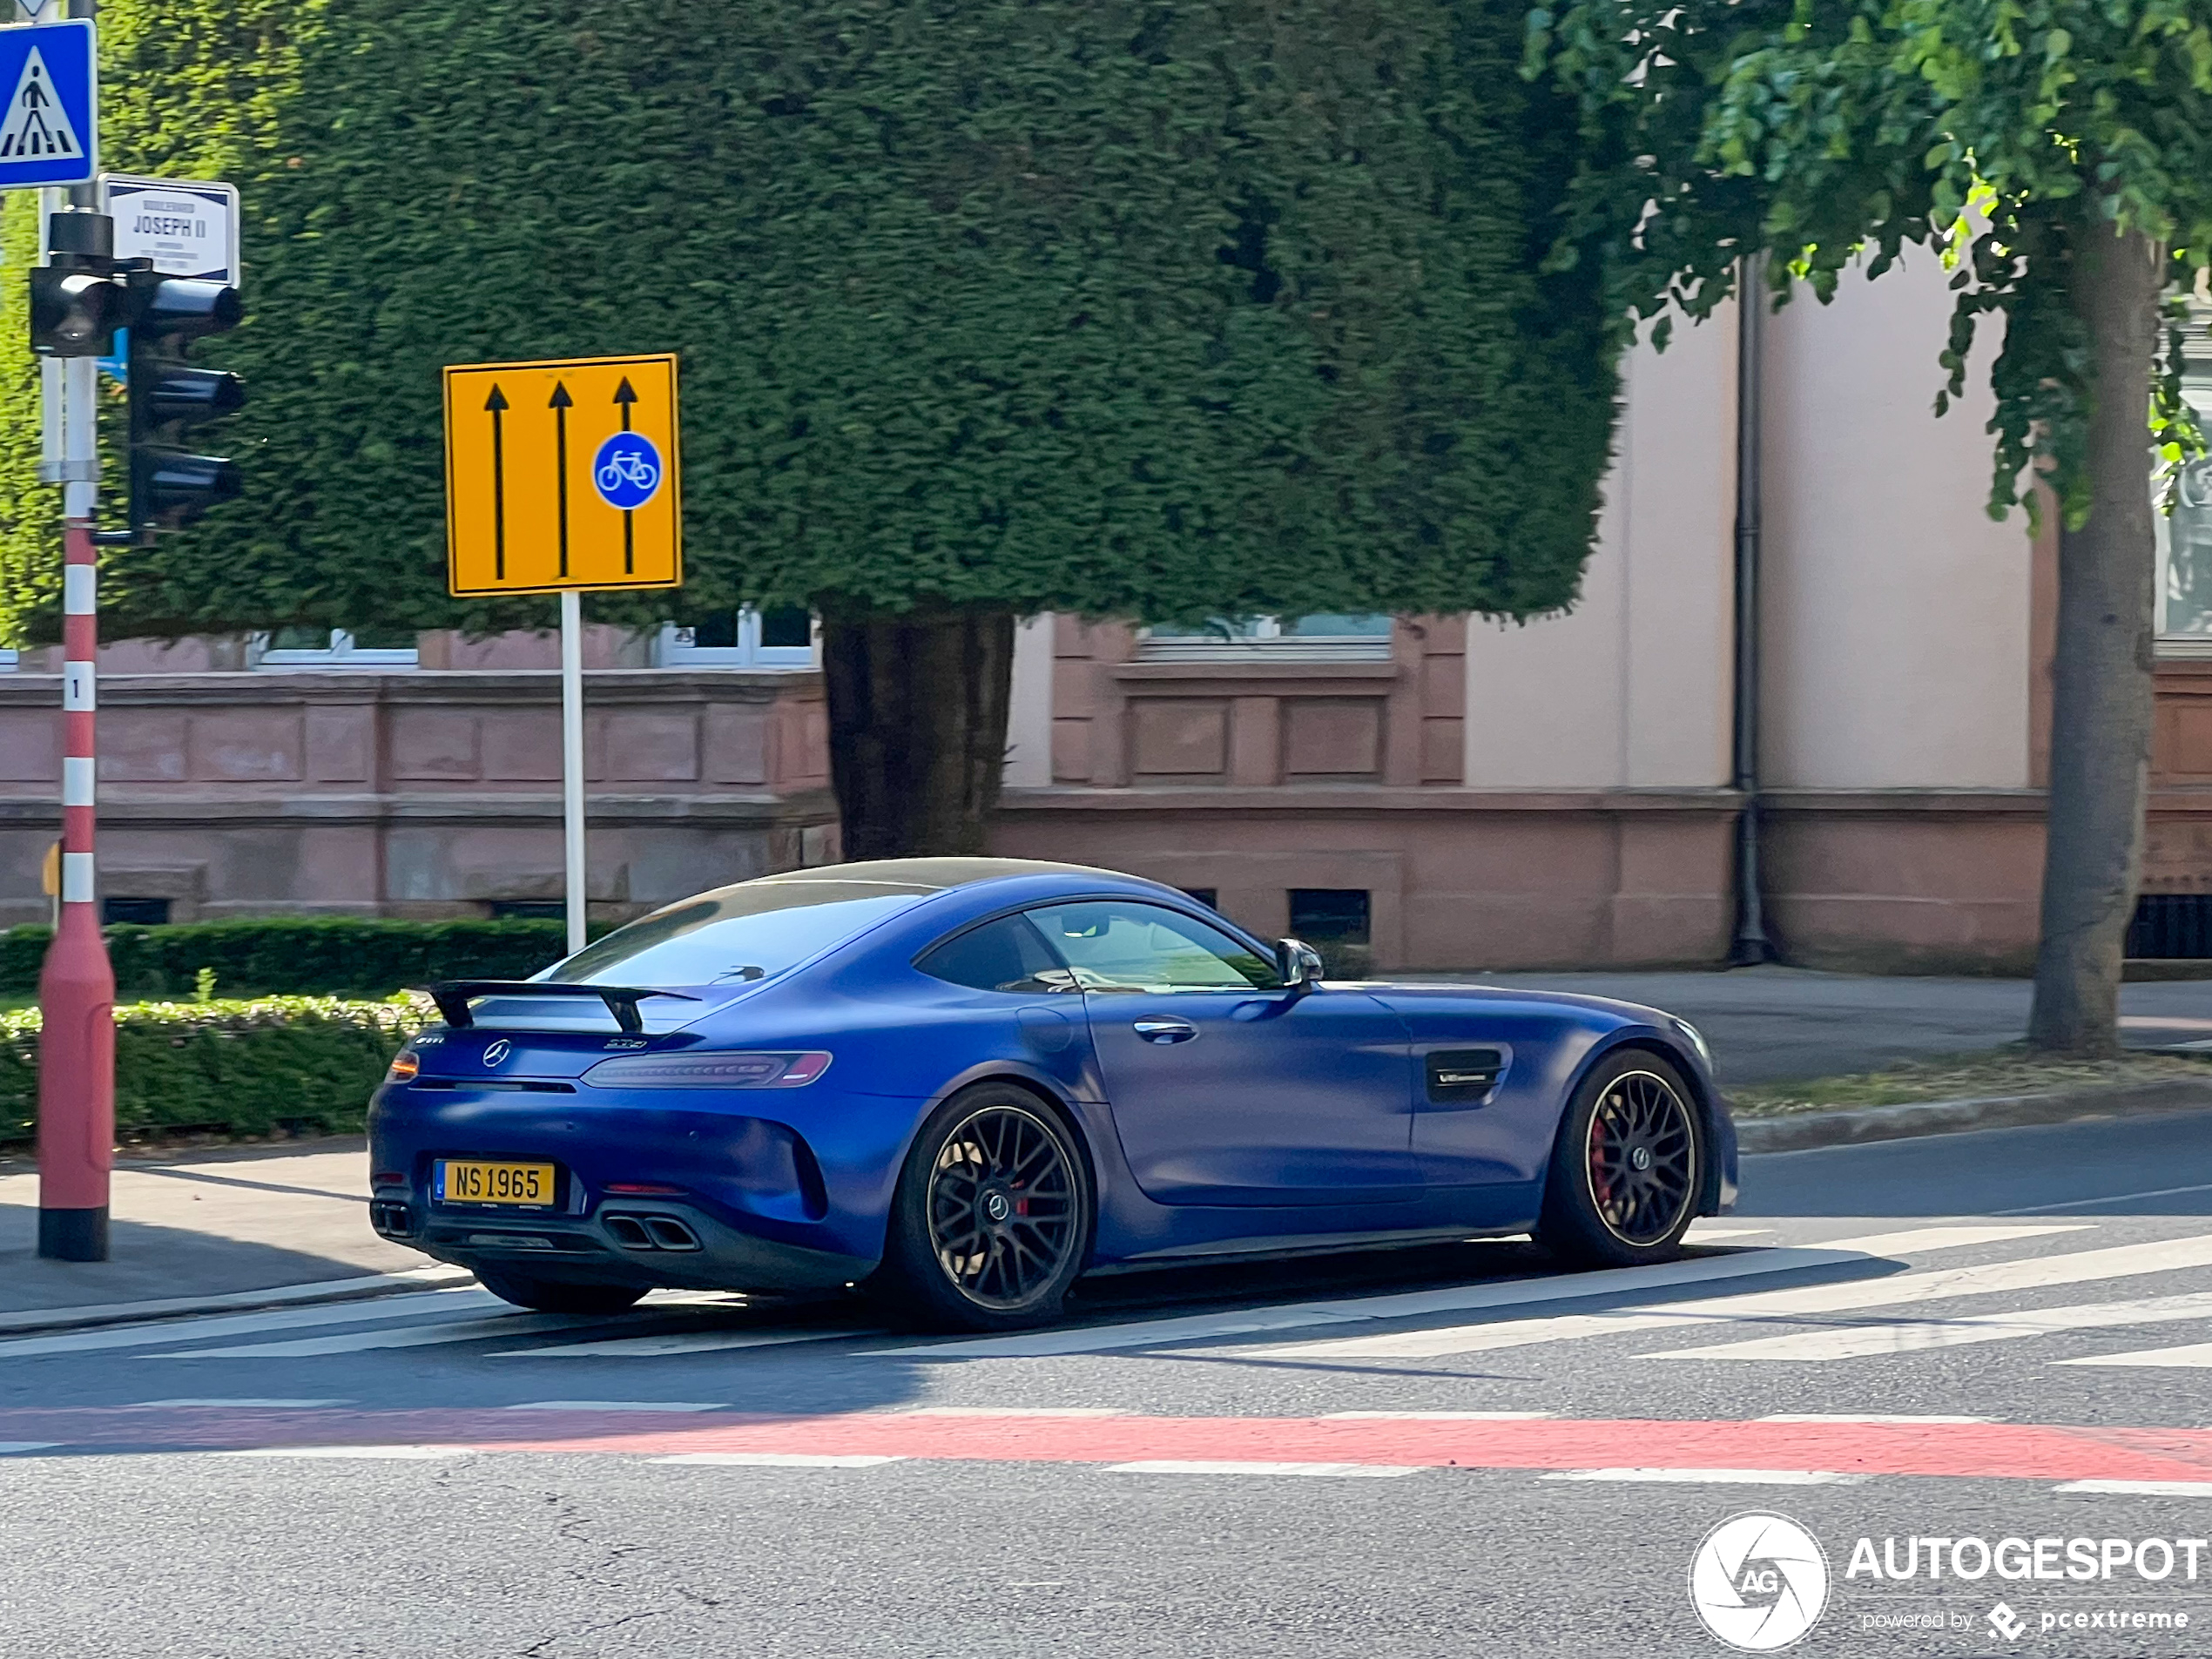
left=439, top=1159, right=556, bottom=1207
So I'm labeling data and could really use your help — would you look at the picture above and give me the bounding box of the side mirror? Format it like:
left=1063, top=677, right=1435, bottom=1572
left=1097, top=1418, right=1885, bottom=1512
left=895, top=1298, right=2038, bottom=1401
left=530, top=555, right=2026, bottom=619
left=1276, top=937, right=1325, bottom=992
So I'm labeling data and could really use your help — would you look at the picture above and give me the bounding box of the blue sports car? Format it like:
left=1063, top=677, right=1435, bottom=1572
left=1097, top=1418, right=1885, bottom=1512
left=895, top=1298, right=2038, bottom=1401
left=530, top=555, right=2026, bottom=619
left=368, top=858, right=1737, bottom=1331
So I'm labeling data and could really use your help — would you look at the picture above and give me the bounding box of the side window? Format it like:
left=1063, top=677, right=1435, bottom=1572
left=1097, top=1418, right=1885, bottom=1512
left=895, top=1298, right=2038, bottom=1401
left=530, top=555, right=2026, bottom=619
left=917, top=914, right=1072, bottom=995
left=1028, top=901, right=1282, bottom=994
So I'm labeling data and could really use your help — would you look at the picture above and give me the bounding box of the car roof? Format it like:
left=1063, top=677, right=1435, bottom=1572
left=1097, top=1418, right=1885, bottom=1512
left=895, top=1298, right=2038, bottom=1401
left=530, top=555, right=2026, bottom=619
left=747, top=857, right=1127, bottom=892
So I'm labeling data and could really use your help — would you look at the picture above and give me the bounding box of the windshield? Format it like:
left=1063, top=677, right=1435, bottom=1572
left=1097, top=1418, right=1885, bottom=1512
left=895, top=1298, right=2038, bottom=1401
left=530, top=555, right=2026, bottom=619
left=542, top=880, right=935, bottom=987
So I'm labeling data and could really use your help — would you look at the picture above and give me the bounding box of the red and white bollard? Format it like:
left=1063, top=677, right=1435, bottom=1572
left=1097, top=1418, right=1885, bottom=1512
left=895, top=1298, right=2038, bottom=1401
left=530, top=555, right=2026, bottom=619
left=37, top=345, right=113, bottom=1261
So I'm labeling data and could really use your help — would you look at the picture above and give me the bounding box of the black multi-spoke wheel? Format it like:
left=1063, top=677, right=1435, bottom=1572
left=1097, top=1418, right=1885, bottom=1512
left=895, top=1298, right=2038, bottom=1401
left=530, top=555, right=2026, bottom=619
left=1537, top=1051, right=1703, bottom=1268
left=874, top=1082, right=1093, bottom=1331
left=926, top=1104, right=1081, bottom=1309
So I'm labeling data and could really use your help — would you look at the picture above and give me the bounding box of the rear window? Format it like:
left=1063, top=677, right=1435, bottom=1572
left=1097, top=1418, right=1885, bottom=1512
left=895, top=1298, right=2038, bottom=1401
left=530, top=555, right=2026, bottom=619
left=543, top=880, right=934, bottom=988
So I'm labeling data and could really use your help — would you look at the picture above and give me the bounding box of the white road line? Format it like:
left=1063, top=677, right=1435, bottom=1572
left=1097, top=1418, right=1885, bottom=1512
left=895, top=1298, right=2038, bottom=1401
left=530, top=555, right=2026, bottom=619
left=213, top=1446, right=469, bottom=1460
left=131, top=1399, right=352, bottom=1409
left=1684, top=1227, right=1772, bottom=1241
left=2054, top=1340, right=2212, bottom=1369
left=1757, top=1413, right=1993, bottom=1425
left=1651, top=1289, right=2212, bottom=1363
left=2055, top=1480, right=2212, bottom=1496
left=1270, top=1231, right=2212, bottom=1362
left=496, top=1329, right=867, bottom=1359
left=1105, top=1460, right=1422, bottom=1478
left=1321, top=1410, right=1556, bottom=1420
left=1811, top=1225, right=2093, bottom=1254
left=867, top=1247, right=1889, bottom=1362
left=1539, top=1468, right=1870, bottom=1486
left=892, top=1406, right=1130, bottom=1417
left=163, top=1313, right=579, bottom=1359
left=0, top=1288, right=499, bottom=1359
left=1998, top=1184, right=2212, bottom=1215
left=502, top=1400, right=730, bottom=1413
left=653, top=1453, right=906, bottom=1468
left=0, top=1442, right=60, bottom=1454
left=0, top=1264, right=472, bottom=1337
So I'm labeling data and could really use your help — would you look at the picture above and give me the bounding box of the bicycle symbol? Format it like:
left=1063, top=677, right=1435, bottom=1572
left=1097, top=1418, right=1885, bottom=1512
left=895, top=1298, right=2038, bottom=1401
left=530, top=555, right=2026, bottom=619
left=592, top=433, right=664, bottom=511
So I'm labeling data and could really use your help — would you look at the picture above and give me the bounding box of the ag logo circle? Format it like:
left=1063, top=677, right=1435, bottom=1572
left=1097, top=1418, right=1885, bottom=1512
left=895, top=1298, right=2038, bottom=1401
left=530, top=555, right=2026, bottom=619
left=482, top=1039, right=512, bottom=1069
left=1689, top=1512, right=1829, bottom=1651
left=593, top=432, right=664, bottom=510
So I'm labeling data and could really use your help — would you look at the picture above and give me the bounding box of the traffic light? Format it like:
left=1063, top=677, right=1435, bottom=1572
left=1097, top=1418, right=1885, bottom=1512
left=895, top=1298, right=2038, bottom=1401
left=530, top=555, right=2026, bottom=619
left=29, top=210, right=125, bottom=358
left=28, top=266, right=127, bottom=357
left=125, top=271, right=245, bottom=536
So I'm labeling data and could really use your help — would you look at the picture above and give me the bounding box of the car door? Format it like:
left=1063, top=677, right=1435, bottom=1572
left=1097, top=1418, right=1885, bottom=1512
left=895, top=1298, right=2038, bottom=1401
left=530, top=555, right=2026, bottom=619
left=1028, top=899, right=1419, bottom=1206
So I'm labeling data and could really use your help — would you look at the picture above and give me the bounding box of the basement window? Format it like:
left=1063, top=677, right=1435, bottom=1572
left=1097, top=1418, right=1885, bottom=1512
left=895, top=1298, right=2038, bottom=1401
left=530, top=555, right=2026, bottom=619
left=658, top=607, right=817, bottom=669
left=253, top=627, right=419, bottom=670
left=102, top=897, right=172, bottom=926
left=1138, top=614, right=1393, bottom=664
left=2128, top=894, right=2212, bottom=959
left=1288, top=888, right=1372, bottom=978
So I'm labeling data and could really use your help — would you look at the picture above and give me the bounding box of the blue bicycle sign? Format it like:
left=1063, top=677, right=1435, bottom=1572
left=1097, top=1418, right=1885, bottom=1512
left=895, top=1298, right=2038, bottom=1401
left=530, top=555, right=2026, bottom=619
left=593, top=434, right=664, bottom=510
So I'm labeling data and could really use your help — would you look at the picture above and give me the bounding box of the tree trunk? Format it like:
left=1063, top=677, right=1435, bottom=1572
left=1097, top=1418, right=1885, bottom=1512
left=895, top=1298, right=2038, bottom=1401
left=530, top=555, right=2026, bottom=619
left=819, top=607, right=1017, bottom=860
left=2027, top=223, right=2163, bottom=1055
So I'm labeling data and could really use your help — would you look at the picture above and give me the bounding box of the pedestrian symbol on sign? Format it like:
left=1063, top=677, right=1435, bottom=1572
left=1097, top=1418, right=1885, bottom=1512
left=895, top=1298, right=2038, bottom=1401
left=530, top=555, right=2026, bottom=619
left=0, top=49, right=79, bottom=159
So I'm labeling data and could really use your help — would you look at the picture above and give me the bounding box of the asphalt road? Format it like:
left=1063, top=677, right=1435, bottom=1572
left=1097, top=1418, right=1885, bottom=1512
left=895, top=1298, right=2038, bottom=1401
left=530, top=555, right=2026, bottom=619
left=7, top=1112, right=2212, bottom=1657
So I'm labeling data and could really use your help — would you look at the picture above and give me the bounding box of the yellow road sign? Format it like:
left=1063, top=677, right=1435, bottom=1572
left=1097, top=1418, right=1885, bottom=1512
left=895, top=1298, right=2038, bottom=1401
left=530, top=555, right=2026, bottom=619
left=443, top=353, right=682, bottom=597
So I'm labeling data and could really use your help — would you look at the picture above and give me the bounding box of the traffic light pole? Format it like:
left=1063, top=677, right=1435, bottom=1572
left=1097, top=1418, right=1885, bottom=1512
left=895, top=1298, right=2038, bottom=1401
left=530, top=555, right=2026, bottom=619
left=38, top=319, right=113, bottom=1264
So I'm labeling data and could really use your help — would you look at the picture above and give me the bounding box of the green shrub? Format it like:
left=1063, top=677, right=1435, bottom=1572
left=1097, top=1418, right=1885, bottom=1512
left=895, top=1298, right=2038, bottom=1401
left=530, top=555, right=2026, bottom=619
left=0, top=995, right=430, bottom=1145
left=0, top=917, right=578, bottom=999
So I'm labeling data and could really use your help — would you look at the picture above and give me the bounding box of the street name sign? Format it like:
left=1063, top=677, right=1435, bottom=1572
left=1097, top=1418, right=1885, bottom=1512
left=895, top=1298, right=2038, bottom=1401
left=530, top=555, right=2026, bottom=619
left=103, top=174, right=239, bottom=282
left=0, top=19, right=93, bottom=189
left=443, top=353, right=682, bottom=597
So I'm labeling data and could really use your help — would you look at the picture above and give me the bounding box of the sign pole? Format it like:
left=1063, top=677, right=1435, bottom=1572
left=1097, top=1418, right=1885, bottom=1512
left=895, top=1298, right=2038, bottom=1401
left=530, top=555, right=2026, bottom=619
left=37, top=0, right=111, bottom=1261
left=560, top=589, right=586, bottom=955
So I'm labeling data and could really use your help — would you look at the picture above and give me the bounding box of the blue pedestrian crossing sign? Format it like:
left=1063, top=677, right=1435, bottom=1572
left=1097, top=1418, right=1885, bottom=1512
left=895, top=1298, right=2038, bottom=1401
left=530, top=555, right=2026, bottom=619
left=0, top=20, right=94, bottom=190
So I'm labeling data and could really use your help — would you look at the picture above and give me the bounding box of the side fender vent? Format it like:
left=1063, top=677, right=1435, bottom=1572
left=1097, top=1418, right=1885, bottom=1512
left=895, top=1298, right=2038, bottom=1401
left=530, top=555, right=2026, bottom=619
left=1427, top=1048, right=1507, bottom=1104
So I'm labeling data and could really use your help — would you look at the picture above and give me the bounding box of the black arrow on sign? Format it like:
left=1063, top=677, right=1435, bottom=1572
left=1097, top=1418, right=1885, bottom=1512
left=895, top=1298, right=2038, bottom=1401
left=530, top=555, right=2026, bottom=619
left=483, top=384, right=509, bottom=580
left=614, top=377, right=639, bottom=574
left=550, top=381, right=574, bottom=578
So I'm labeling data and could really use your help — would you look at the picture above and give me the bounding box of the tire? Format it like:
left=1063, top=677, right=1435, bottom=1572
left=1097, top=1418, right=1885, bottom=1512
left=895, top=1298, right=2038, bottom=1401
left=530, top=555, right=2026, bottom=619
left=1536, top=1049, right=1704, bottom=1270
left=475, top=1269, right=648, bottom=1316
left=870, top=1082, right=1094, bottom=1332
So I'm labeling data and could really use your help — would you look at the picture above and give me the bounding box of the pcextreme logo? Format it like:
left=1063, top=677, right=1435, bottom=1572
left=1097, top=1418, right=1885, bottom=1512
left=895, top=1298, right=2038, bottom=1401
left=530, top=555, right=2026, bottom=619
left=1690, top=1512, right=1831, bottom=1651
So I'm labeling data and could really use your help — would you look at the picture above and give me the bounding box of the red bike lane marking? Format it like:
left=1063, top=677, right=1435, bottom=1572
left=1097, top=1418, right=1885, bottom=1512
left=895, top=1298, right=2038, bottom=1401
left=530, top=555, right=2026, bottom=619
left=7, top=1409, right=2212, bottom=1483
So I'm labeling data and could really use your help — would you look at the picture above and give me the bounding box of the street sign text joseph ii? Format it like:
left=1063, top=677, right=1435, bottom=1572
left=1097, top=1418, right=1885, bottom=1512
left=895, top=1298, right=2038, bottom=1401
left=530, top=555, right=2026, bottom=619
left=443, top=353, right=682, bottom=597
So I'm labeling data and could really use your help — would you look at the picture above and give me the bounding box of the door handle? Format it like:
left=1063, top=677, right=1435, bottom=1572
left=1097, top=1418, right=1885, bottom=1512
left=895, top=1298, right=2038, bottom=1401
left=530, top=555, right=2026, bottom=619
left=1133, top=1017, right=1198, bottom=1045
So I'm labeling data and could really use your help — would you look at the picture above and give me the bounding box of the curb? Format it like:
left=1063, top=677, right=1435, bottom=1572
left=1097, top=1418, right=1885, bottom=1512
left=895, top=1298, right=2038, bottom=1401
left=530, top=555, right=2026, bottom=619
left=1735, top=1076, right=2212, bottom=1154
left=0, top=1263, right=475, bottom=1339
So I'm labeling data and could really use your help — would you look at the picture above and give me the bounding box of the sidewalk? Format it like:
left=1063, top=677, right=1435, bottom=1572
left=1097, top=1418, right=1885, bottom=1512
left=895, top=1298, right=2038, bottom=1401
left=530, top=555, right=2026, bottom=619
left=0, top=1137, right=454, bottom=1332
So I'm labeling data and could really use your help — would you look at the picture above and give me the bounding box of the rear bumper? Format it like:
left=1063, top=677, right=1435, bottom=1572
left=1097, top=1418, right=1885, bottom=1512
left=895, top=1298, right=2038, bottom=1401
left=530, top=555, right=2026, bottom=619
left=370, top=1192, right=873, bottom=1293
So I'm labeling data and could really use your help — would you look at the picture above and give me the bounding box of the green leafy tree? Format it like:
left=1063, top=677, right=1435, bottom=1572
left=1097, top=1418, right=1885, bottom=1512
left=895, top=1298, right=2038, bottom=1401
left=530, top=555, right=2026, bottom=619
left=1528, top=0, right=2212, bottom=1053
left=3, top=0, right=1616, bottom=857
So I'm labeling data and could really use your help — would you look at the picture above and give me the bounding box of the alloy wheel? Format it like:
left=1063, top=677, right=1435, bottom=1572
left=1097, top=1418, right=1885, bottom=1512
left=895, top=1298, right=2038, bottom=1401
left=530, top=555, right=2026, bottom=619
left=1583, top=1069, right=1696, bottom=1245
left=926, top=1104, right=1079, bottom=1309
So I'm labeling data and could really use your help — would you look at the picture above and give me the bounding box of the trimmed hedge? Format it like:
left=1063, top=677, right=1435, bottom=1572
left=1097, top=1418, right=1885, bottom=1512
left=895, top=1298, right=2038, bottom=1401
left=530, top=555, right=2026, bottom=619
left=0, top=995, right=428, bottom=1145
left=0, top=918, right=576, bottom=1000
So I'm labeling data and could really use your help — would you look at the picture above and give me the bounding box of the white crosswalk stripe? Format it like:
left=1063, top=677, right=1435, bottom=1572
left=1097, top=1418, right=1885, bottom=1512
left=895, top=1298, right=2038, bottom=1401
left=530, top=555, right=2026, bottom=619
left=1649, top=1289, right=2212, bottom=1363
left=162, top=1313, right=585, bottom=1359
left=501, top=1328, right=867, bottom=1359
left=0, top=1287, right=499, bottom=1359
left=2054, top=1340, right=2212, bottom=1369
left=1264, top=1231, right=2212, bottom=1363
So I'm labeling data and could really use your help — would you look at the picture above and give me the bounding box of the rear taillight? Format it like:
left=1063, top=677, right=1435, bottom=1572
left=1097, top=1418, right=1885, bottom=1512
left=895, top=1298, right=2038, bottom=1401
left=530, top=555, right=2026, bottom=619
left=582, top=1050, right=833, bottom=1089
left=385, top=1051, right=420, bottom=1082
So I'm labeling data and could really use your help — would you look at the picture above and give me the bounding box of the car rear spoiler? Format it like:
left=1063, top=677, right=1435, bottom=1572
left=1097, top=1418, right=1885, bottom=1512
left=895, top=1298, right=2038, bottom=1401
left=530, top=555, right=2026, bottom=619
left=424, top=980, right=701, bottom=1035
